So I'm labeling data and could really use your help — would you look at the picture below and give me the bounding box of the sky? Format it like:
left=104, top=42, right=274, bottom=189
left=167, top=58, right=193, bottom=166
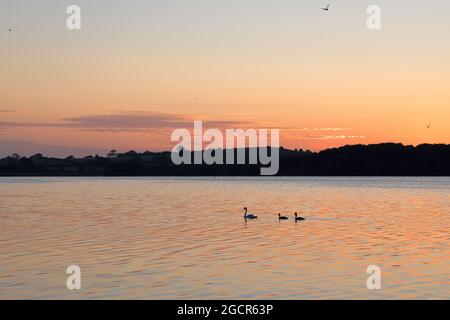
left=1, top=0, right=449, bottom=157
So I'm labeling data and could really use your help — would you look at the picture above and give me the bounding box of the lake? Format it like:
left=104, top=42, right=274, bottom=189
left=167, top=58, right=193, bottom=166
left=0, top=177, right=448, bottom=299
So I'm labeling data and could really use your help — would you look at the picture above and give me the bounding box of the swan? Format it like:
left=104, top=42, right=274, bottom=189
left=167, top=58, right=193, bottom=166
left=278, top=213, right=289, bottom=220
left=243, top=207, right=258, bottom=219
left=295, top=212, right=306, bottom=221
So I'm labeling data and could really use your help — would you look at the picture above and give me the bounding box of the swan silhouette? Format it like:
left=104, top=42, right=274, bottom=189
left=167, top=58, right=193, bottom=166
left=278, top=213, right=289, bottom=220
left=243, top=207, right=258, bottom=220
left=295, top=212, right=306, bottom=222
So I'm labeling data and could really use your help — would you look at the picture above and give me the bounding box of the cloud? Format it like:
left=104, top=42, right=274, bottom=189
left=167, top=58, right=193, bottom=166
left=0, top=112, right=250, bottom=130
left=0, top=109, right=14, bottom=113
left=281, top=127, right=352, bottom=131
left=0, top=121, right=44, bottom=128
left=0, top=111, right=358, bottom=141
left=61, top=112, right=250, bottom=129
left=303, top=135, right=366, bottom=140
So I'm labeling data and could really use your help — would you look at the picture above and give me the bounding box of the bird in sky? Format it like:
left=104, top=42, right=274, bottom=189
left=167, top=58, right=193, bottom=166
left=426, top=124, right=431, bottom=129
left=8, top=28, right=12, bottom=32
left=321, top=4, right=330, bottom=11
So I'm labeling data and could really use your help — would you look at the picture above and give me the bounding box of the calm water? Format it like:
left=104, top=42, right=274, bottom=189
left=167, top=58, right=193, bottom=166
left=0, top=177, right=448, bottom=299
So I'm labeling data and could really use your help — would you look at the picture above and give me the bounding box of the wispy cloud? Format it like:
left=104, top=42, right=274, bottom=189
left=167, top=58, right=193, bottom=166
left=62, top=112, right=250, bottom=129
left=303, top=135, right=366, bottom=140
left=281, top=127, right=352, bottom=131
left=0, top=112, right=251, bottom=130
left=0, top=111, right=357, bottom=141
left=0, top=109, right=14, bottom=113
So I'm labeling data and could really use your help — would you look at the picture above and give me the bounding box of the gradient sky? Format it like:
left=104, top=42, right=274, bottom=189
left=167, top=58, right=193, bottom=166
left=1, top=0, right=449, bottom=156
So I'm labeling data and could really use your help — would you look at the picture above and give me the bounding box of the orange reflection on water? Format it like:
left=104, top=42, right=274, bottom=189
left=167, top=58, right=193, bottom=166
left=0, top=177, right=448, bottom=299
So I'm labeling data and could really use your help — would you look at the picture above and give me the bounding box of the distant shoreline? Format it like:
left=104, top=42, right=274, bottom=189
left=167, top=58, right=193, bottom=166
left=1, top=143, right=449, bottom=177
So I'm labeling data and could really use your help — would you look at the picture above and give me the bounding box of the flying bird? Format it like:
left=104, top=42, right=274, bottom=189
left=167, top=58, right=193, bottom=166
left=426, top=124, right=431, bottom=129
left=8, top=28, right=12, bottom=32
left=321, top=4, right=330, bottom=11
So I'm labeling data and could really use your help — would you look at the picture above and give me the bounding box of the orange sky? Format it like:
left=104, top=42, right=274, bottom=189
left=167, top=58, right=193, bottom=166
left=1, top=1, right=449, bottom=156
